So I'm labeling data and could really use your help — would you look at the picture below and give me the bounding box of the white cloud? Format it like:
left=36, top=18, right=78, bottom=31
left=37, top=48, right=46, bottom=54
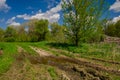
left=0, top=0, right=10, bottom=12
left=107, top=15, right=120, bottom=24
left=109, top=0, right=120, bottom=12
left=17, top=14, right=31, bottom=20
left=7, top=0, right=62, bottom=26
left=9, top=22, right=21, bottom=26
left=7, top=17, right=20, bottom=26
left=112, top=15, right=120, bottom=23
left=16, top=1, right=62, bottom=23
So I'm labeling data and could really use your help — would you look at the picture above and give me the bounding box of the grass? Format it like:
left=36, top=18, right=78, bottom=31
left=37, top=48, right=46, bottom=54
left=17, top=42, right=36, bottom=55
left=47, top=67, right=58, bottom=80
left=0, top=42, right=36, bottom=74
left=0, top=41, right=120, bottom=79
left=46, top=42, right=120, bottom=61
left=0, top=42, right=17, bottom=74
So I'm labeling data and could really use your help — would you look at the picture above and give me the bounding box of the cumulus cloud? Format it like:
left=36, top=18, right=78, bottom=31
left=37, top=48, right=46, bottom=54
left=16, top=1, right=62, bottom=23
left=7, top=17, right=20, bottom=26
left=109, top=0, right=120, bottom=12
left=107, top=15, right=120, bottom=24
left=112, top=15, right=120, bottom=23
left=7, top=0, right=62, bottom=26
left=17, top=14, right=31, bottom=20
left=9, top=22, right=21, bottom=26
left=0, top=0, right=10, bottom=12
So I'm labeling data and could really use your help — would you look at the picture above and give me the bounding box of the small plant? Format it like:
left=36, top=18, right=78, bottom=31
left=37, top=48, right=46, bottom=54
left=47, top=67, right=58, bottom=80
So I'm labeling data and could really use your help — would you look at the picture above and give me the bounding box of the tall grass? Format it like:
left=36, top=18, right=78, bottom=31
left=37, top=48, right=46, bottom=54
left=38, top=42, right=120, bottom=61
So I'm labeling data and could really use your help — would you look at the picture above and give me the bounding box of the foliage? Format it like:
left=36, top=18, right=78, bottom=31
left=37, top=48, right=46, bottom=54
left=50, top=23, right=66, bottom=43
left=0, top=19, right=49, bottom=42
left=0, top=28, right=4, bottom=42
left=27, top=19, right=49, bottom=42
left=47, top=67, right=58, bottom=79
left=15, top=26, right=29, bottom=42
left=34, top=19, right=49, bottom=41
left=0, top=43, right=17, bottom=74
left=4, top=26, right=17, bottom=42
left=62, top=0, right=109, bottom=46
left=105, top=20, right=120, bottom=37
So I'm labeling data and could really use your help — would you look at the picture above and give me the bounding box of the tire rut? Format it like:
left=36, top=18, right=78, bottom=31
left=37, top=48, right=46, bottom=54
left=30, top=46, right=120, bottom=76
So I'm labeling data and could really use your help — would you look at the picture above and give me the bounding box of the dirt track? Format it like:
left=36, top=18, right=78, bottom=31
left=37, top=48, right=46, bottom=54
left=0, top=46, right=119, bottom=80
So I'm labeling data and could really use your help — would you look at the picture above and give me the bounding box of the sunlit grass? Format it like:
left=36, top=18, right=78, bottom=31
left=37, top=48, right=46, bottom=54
left=0, top=42, right=17, bottom=74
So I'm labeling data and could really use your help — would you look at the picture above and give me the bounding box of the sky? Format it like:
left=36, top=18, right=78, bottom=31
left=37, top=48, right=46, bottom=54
left=0, top=0, right=120, bottom=29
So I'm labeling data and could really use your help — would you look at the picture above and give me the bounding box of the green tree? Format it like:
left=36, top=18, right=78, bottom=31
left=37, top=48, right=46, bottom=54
left=27, top=19, right=49, bottom=42
left=114, top=20, right=120, bottom=37
left=15, top=26, right=28, bottom=42
left=4, top=26, right=17, bottom=42
left=34, top=19, right=49, bottom=41
left=105, top=23, right=116, bottom=37
left=50, top=23, right=66, bottom=43
left=62, top=0, right=109, bottom=46
left=105, top=20, right=120, bottom=37
left=0, top=28, right=4, bottom=41
left=27, top=19, right=38, bottom=42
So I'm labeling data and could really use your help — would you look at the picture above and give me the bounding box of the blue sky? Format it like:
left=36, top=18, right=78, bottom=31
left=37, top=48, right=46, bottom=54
left=0, top=0, right=120, bottom=29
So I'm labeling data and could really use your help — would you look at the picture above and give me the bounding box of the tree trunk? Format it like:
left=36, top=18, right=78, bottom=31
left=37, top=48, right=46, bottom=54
left=75, top=33, right=79, bottom=46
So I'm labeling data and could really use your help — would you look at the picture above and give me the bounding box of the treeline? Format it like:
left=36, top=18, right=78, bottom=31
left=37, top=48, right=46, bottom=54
left=0, top=19, right=66, bottom=43
left=105, top=20, right=120, bottom=37
left=0, top=18, right=104, bottom=44
left=0, top=19, right=47, bottom=42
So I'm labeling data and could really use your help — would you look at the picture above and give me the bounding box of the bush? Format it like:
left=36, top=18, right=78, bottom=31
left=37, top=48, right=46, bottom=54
left=4, top=37, right=16, bottom=42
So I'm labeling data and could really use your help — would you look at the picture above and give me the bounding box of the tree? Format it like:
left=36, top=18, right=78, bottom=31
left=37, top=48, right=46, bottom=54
left=4, top=26, right=17, bottom=42
left=50, top=23, right=66, bottom=43
left=15, top=25, right=28, bottom=42
left=114, top=20, right=120, bottom=37
left=27, top=19, right=38, bottom=42
left=0, top=28, right=4, bottom=41
left=105, top=20, right=120, bottom=37
left=62, top=0, right=109, bottom=46
left=27, top=19, right=49, bottom=42
left=34, top=19, right=49, bottom=41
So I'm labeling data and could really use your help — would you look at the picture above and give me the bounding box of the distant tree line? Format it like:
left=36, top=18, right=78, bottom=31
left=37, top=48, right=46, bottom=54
left=105, top=20, right=120, bottom=37
left=0, top=19, right=66, bottom=43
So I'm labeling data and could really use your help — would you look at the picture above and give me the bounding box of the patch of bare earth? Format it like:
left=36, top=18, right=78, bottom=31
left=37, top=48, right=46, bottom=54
left=30, top=46, right=52, bottom=57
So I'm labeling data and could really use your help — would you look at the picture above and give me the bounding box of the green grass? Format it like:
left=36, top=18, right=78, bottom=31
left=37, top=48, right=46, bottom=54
left=0, top=42, right=17, bottom=74
left=28, top=42, right=120, bottom=62
left=0, top=42, right=120, bottom=79
left=0, top=42, right=36, bottom=74
left=17, top=42, right=36, bottom=55
left=47, top=67, right=58, bottom=80
left=45, top=42, right=120, bottom=61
